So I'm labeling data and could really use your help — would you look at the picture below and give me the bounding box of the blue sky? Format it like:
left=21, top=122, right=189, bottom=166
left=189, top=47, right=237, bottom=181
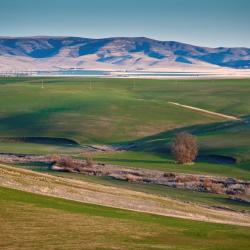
left=0, top=0, right=249, bottom=47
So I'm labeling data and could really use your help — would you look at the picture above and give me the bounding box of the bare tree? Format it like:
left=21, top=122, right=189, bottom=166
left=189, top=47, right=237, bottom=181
left=171, top=132, right=198, bottom=164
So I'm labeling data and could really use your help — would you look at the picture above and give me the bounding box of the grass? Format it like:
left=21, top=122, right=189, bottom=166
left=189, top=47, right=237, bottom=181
left=1, top=186, right=250, bottom=250
left=134, top=117, right=250, bottom=162
left=1, top=77, right=250, bottom=249
left=0, top=77, right=249, bottom=178
left=0, top=141, right=82, bottom=154
left=2, top=77, right=247, bottom=145
left=88, top=151, right=250, bottom=180
left=0, top=77, right=249, bottom=157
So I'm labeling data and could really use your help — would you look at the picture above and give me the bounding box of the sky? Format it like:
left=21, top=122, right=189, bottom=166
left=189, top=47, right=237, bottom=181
left=0, top=0, right=249, bottom=47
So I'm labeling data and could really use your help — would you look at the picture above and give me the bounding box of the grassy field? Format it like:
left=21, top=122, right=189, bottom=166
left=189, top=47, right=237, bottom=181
left=0, top=141, right=82, bottom=154
left=1, top=76, right=250, bottom=250
left=0, top=77, right=249, bottom=150
left=2, top=77, right=249, bottom=145
left=0, top=77, right=250, bottom=178
left=134, top=118, right=250, bottom=162
left=1, top=186, right=250, bottom=250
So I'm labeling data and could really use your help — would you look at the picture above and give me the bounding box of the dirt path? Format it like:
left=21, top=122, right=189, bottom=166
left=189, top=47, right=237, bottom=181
left=0, top=163, right=250, bottom=227
left=168, top=102, right=240, bottom=120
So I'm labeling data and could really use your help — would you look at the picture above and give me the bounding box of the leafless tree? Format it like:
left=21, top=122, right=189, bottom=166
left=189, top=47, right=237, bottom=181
left=171, top=132, right=198, bottom=164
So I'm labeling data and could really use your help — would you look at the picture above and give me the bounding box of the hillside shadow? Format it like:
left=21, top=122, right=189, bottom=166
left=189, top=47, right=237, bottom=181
left=0, top=136, right=79, bottom=146
left=130, top=114, right=250, bottom=147
left=212, top=197, right=250, bottom=210
left=0, top=103, right=85, bottom=137
left=121, top=115, right=250, bottom=165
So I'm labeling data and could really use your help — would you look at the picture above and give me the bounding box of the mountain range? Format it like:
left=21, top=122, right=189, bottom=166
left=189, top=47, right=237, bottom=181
left=0, top=36, right=250, bottom=71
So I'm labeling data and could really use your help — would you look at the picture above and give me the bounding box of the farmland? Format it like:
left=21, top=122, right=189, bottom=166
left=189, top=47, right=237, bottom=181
left=0, top=76, right=250, bottom=249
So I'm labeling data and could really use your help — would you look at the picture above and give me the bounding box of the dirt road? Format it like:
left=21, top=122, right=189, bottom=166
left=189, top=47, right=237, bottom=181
left=168, top=102, right=240, bottom=120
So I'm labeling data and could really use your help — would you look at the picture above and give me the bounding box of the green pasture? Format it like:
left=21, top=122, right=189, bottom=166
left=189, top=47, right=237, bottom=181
left=0, top=77, right=250, bottom=179
left=1, top=186, right=250, bottom=250
left=1, top=77, right=250, bottom=145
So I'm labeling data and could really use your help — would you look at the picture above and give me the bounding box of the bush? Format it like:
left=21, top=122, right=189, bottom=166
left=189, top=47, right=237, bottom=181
left=86, top=158, right=93, bottom=167
left=163, top=172, right=176, bottom=178
left=210, top=183, right=224, bottom=193
left=81, top=152, right=95, bottom=168
left=56, top=157, right=75, bottom=168
left=203, top=178, right=213, bottom=189
left=175, top=175, right=199, bottom=183
left=171, top=132, right=198, bottom=164
left=125, top=174, right=142, bottom=182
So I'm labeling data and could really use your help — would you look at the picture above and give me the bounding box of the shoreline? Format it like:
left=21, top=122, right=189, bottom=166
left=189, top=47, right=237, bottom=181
left=1, top=71, right=250, bottom=80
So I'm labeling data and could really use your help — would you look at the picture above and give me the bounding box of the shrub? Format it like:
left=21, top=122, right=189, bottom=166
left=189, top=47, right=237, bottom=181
left=210, top=183, right=224, bottom=194
left=203, top=178, right=213, bottom=189
left=163, top=172, right=176, bottom=178
left=56, top=157, right=75, bottom=168
left=175, top=175, right=199, bottom=183
left=51, top=154, right=61, bottom=162
left=86, top=155, right=94, bottom=168
left=171, top=132, right=198, bottom=164
left=82, top=152, right=95, bottom=168
left=125, top=174, right=142, bottom=182
left=245, top=186, right=250, bottom=195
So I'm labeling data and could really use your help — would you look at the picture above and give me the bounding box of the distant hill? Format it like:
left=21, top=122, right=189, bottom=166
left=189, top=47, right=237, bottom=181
left=0, top=36, right=249, bottom=71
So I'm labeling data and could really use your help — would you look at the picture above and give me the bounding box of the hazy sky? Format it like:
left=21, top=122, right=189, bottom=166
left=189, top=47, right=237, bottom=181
left=0, top=0, right=249, bottom=47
